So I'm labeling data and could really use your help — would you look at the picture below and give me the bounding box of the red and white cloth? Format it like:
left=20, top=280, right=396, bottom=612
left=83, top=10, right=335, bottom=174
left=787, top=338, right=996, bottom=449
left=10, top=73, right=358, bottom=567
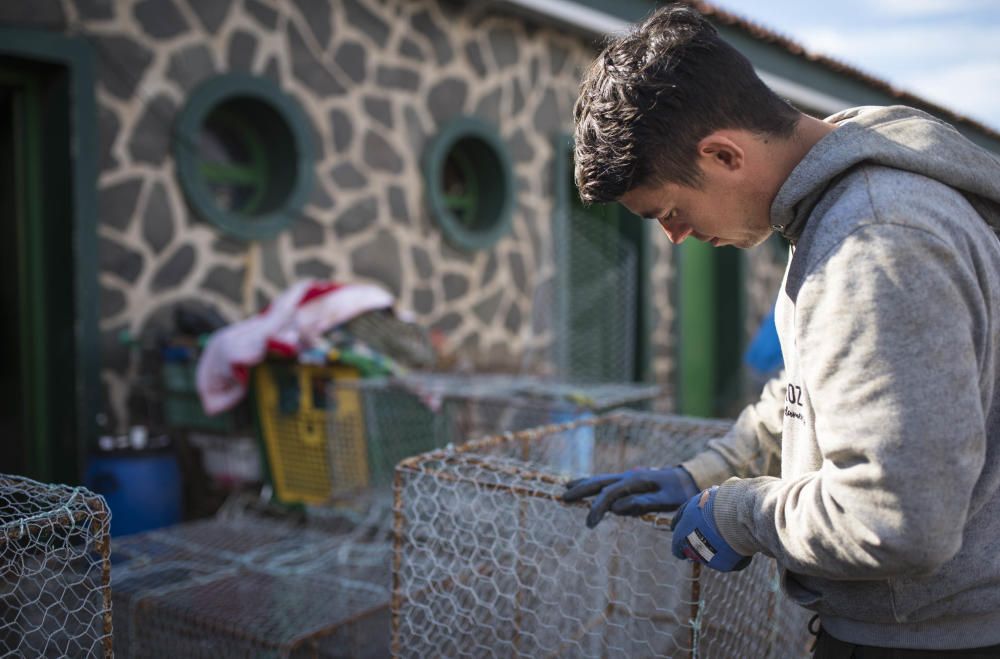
left=196, top=280, right=394, bottom=415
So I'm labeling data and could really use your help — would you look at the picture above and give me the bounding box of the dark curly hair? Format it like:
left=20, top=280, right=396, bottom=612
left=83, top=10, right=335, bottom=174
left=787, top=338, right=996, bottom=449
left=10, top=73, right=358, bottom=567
left=574, top=3, right=800, bottom=204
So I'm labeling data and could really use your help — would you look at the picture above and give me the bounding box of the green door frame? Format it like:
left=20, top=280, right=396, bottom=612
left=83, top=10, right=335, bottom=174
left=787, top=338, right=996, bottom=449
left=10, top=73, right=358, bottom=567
left=1, top=65, right=50, bottom=479
left=553, top=134, right=653, bottom=383
left=0, top=29, right=100, bottom=483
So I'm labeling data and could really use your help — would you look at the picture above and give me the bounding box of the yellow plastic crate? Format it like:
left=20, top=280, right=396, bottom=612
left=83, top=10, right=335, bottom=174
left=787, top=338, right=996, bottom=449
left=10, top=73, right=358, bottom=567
left=254, top=361, right=369, bottom=504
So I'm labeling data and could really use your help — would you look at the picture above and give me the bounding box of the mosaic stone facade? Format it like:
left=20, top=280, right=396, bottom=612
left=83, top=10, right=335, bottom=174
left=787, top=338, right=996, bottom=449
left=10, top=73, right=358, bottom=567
left=8, top=0, right=641, bottom=429
left=1, top=0, right=792, bottom=430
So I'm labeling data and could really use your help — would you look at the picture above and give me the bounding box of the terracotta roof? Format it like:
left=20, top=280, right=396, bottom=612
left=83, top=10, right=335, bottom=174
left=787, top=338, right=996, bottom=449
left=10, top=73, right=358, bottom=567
left=683, top=0, right=1000, bottom=140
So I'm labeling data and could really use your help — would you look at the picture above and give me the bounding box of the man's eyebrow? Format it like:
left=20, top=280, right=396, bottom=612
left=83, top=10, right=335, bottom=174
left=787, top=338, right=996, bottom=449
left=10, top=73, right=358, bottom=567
left=636, top=208, right=659, bottom=219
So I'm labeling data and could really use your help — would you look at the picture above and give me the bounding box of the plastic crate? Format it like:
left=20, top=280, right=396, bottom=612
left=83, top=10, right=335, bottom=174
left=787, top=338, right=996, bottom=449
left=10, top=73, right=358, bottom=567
left=162, top=362, right=238, bottom=433
left=254, top=361, right=368, bottom=504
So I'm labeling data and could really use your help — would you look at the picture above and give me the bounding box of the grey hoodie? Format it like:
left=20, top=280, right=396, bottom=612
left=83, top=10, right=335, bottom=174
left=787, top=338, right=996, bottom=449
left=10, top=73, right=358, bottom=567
left=681, top=106, right=1000, bottom=649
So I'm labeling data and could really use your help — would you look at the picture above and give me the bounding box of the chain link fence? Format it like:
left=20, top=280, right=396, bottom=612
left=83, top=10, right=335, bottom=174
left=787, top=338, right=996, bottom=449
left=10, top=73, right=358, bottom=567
left=392, top=411, right=813, bottom=658
left=0, top=474, right=113, bottom=658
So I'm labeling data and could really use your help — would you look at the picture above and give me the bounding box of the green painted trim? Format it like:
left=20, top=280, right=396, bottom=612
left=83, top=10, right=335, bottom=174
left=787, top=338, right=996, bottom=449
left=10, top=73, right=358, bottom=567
left=174, top=74, right=314, bottom=241
left=0, top=29, right=101, bottom=483
left=201, top=161, right=262, bottom=185
left=677, top=240, right=716, bottom=417
left=423, top=116, right=514, bottom=251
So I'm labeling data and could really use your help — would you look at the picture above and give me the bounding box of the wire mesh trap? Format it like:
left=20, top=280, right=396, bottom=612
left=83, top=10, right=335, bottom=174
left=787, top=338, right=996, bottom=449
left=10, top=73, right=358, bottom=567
left=112, top=380, right=661, bottom=657
left=111, top=495, right=397, bottom=658
left=0, top=474, right=113, bottom=658
left=391, top=411, right=814, bottom=658
left=329, top=374, right=662, bottom=496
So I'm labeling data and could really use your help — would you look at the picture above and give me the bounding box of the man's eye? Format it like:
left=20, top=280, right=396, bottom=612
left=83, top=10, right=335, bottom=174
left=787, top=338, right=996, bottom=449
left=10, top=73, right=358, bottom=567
left=644, top=211, right=675, bottom=223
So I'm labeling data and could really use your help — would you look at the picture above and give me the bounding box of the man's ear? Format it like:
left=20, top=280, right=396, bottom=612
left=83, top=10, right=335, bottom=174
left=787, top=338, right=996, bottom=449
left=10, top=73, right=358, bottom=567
left=697, top=132, right=744, bottom=172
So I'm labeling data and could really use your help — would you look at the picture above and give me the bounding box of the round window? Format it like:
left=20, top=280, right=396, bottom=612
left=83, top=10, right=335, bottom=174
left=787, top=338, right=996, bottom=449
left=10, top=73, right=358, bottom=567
left=424, top=117, right=514, bottom=251
left=174, top=75, right=313, bottom=240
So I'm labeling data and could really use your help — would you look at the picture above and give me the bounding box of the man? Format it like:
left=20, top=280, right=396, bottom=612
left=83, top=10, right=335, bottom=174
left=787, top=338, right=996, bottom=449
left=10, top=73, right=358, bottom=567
left=563, top=4, right=1000, bottom=657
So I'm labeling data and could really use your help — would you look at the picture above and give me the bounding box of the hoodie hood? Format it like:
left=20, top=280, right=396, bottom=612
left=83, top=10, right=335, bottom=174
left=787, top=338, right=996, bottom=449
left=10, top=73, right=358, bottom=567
left=772, top=105, right=1000, bottom=242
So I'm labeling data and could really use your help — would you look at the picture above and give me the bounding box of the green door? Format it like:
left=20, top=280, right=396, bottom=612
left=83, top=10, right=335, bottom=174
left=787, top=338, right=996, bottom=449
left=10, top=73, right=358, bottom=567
left=556, top=137, right=651, bottom=383
left=0, top=58, right=78, bottom=482
left=676, top=240, right=746, bottom=417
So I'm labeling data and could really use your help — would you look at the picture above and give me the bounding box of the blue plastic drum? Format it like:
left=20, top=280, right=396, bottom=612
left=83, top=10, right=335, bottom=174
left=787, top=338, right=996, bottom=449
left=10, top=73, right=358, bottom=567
left=85, top=449, right=182, bottom=537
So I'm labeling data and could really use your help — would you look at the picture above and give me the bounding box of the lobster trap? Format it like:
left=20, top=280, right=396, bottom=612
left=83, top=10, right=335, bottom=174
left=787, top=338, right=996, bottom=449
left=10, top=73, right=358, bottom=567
left=111, top=495, right=397, bottom=658
left=391, top=411, right=814, bottom=658
left=327, top=374, right=662, bottom=497
left=0, top=474, right=113, bottom=658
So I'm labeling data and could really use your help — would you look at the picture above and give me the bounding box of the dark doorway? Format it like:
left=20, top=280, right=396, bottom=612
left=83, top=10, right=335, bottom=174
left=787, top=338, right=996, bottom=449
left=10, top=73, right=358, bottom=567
left=0, top=57, right=78, bottom=483
left=0, top=84, right=24, bottom=474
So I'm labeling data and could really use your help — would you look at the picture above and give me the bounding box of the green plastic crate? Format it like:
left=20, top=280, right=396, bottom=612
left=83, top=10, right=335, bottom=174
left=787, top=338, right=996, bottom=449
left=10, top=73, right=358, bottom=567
left=162, top=362, right=238, bottom=432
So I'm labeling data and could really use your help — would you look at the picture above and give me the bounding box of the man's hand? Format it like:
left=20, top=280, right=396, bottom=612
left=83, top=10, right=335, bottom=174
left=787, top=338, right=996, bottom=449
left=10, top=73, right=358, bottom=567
left=562, top=467, right=700, bottom=529
left=670, top=486, right=752, bottom=572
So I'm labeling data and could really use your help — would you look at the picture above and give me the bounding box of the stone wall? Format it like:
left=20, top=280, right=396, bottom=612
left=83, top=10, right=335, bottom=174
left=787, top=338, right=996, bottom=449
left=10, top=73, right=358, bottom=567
left=3, top=0, right=805, bottom=429
left=7, top=0, right=672, bottom=429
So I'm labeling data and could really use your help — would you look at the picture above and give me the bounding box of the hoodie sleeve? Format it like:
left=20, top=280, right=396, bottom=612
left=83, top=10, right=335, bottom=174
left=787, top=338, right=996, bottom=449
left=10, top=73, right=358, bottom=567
left=680, top=376, right=784, bottom=488
left=712, top=222, right=987, bottom=579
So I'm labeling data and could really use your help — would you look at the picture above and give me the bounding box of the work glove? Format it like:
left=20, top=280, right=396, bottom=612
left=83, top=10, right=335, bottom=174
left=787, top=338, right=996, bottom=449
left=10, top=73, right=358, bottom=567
left=670, top=486, right=752, bottom=572
left=562, top=467, right=700, bottom=529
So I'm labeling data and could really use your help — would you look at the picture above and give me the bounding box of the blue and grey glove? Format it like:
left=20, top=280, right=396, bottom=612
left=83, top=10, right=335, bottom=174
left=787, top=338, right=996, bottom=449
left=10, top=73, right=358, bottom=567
left=562, top=467, right=700, bottom=529
left=670, top=486, right=752, bottom=572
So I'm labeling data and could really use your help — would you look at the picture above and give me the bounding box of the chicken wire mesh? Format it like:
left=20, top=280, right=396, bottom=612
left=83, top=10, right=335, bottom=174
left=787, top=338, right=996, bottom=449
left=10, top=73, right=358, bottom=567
left=328, top=374, right=662, bottom=495
left=391, top=411, right=814, bottom=658
left=0, top=474, right=113, bottom=658
left=110, top=494, right=397, bottom=658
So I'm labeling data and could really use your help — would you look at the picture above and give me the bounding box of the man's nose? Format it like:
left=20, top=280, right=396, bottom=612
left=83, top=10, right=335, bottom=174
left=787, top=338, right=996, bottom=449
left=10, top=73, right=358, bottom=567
left=658, top=217, right=692, bottom=244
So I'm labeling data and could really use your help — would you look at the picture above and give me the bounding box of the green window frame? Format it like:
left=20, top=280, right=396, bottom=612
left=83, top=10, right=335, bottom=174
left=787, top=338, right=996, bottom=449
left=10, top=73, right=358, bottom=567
left=174, top=74, right=313, bottom=240
left=423, top=117, right=514, bottom=251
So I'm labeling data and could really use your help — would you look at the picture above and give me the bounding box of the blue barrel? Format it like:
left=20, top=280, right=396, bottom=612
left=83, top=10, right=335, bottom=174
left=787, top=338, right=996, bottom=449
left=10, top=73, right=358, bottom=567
left=85, top=449, right=183, bottom=537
